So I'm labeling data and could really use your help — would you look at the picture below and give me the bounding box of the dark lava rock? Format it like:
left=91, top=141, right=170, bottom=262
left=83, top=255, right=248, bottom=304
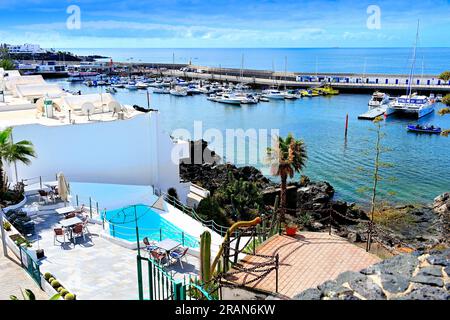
left=348, top=277, right=386, bottom=300
left=335, top=271, right=365, bottom=286
left=395, top=284, right=449, bottom=300
left=380, top=274, right=410, bottom=294
left=317, top=280, right=354, bottom=298
left=411, top=275, right=444, bottom=287
left=417, top=266, right=443, bottom=277
left=361, top=254, right=419, bottom=278
left=445, top=266, right=450, bottom=277
left=427, top=254, right=449, bottom=267
left=293, top=288, right=322, bottom=300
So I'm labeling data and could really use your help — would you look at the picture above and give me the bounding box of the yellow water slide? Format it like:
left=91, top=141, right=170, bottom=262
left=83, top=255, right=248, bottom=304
left=211, top=217, right=262, bottom=274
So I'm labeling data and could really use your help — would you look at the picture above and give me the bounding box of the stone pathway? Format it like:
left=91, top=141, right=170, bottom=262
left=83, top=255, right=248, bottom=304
left=0, top=242, right=48, bottom=300
left=227, top=232, right=381, bottom=299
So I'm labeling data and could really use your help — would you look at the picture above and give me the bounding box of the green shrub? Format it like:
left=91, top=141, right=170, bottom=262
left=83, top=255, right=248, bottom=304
left=57, top=286, right=65, bottom=293
left=3, top=221, right=11, bottom=231
left=48, top=277, right=55, bottom=283
left=44, top=272, right=52, bottom=281
left=442, top=94, right=450, bottom=107
left=51, top=280, right=61, bottom=288
left=64, top=293, right=76, bottom=300
left=439, top=71, right=450, bottom=81
left=60, top=289, right=69, bottom=297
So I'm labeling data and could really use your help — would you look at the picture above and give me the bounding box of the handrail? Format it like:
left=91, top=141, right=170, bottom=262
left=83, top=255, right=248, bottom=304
left=162, top=192, right=232, bottom=237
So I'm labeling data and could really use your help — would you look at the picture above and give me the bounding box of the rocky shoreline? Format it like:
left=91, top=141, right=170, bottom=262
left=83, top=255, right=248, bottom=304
left=180, top=141, right=449, bottom=252
left=294, top=249, right=450, bottom=300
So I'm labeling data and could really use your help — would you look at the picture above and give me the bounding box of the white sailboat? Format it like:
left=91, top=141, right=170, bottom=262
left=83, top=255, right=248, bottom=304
left=386, top=21, right=435, bottom=118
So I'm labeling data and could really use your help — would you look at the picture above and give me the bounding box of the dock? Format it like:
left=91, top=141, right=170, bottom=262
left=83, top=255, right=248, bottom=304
left=358, top=107, right=388, bottom=120
left=114, top=62, right=450, bottom=94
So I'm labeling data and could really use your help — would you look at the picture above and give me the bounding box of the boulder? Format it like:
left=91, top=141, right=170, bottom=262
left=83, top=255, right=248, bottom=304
left=433, top=192, right=450, bottom=216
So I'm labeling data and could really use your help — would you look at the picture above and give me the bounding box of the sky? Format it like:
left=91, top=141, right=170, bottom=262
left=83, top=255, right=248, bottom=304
left=0, top=0, right=449, bottom=48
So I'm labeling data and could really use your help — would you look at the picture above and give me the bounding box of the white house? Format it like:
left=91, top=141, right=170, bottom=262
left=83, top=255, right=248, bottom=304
left=0, top=73, right=190, bottom=203
left=5, top=43, right=46, bottom=54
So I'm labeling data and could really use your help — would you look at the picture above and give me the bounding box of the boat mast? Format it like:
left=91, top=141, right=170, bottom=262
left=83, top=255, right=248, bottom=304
left=407, top=20, right=420, bottom=97
left=284, top=56, right=287, bottom=91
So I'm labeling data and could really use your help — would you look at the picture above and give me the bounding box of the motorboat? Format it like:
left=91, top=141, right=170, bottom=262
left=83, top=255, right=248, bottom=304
left=262, top=89, right=286, bottom=100
left=152, top=87, right=170, bottom=94
left=136, top=82, right=149, bottom=89
left=170, top=86, right=188, bottom=96
left=216, top=93, right=243, bottom=105
left=369, top=92, right=390, bottom=109
left=407, top=124, right=442, bottom=134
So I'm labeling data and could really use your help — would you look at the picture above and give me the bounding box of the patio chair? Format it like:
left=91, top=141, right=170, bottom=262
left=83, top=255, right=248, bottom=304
left=143, top=237, right=158, bottom=255
left=150, top=249, right=167, bottom=265
left=81, top=219, right=90, bottom=235
left=53, top=228, right=66, bottom=245
left=72, top=224, right=85, bottom=244
left=169, top=247, right=189, bottom=269
left=65, top=212, right=76, bottom=219
left=38, top=190, right=50, bottom=204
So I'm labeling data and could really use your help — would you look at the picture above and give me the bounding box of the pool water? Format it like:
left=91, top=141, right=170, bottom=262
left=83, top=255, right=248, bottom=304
left=105, top=204, right=199, bottom=248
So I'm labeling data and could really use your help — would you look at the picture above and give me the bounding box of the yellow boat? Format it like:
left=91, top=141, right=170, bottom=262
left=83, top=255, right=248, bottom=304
left=300, top=89, right=320, bottom=97
left=321, top=85, right=339, bottom=95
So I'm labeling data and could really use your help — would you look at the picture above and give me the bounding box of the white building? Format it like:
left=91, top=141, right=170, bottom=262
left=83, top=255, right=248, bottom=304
left=0, top=70, right=190, bottom=203
left=5, top=44, right=46, bottom=54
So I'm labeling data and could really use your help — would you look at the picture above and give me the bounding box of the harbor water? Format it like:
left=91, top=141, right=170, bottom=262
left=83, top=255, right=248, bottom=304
left=52, top=79, right=450, bottom=206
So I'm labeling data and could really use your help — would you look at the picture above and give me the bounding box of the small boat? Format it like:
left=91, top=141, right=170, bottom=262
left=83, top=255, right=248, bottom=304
left=321, top=85, right=339, bottom=95
left=262, top=89, right=286, bottom=100
left=136, top=82, right=149, bottom=89
left=217, top=93, right=243, bottom=105
left=105, top=87, right=117, bottom=94
left=152, top=87, right=170, bottom=94
left=170, top=86, right=188, bottom=96
left=407, top=124, right=442, bottom=134
left=369, top=91, right=390, bottom=109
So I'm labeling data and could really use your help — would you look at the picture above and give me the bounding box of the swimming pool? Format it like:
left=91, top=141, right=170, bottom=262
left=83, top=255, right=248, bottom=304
left=105, top=204, right=199, bottom=248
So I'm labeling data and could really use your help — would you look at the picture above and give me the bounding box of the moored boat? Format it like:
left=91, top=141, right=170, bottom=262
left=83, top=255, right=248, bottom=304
left=407, top=124, right=442, bottom=134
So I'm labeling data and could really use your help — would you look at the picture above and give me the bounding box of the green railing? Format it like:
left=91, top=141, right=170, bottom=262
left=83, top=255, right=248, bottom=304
left=162, top=193, right=232, bottom=237
left=19, top=245, right=42, bottom=288
left=137, top=255, right=214, bottom=300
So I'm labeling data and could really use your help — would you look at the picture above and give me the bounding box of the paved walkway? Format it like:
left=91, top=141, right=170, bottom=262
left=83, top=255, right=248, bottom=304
left=0, top=242, right=48, bottom=300
left=227, top=232, right=381, bottom=299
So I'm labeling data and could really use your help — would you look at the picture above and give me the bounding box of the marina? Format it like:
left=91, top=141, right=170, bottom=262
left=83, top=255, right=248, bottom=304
left=50, top=76, right=450, bottom=206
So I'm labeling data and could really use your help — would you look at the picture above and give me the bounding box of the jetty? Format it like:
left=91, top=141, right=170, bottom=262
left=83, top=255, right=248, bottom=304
left=358, top=107, right=388, bottom=120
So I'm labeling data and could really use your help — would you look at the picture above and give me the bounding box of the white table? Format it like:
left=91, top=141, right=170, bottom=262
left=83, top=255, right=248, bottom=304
left=60, top=217, right=82, bottom=228
left=155, top=239, right=181, bottom=252
left=60, top=217, right=82, bottom=243
left=55, top=206, right=76, bottom=215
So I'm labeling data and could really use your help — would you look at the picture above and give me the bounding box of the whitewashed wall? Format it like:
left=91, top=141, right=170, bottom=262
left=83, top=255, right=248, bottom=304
left=4, top=112, right=187, bottom=202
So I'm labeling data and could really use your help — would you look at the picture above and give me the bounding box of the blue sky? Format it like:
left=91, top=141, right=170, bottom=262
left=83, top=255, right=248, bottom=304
left=0, top=0, right=449, bottom=48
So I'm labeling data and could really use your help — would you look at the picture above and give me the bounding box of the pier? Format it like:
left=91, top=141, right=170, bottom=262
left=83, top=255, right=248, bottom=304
left=113, top=62, right=450, bottom=94
left=358, top=107, right=388, bottom=120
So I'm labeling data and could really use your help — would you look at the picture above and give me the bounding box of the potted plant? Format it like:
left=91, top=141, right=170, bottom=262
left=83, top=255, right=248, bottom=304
left=3, top=221, right=12, bottom=231
left=285, top=222, right=298, bottom=237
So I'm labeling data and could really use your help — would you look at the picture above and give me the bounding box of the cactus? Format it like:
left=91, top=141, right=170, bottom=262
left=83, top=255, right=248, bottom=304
left=200, top=231, right=211, bottom=283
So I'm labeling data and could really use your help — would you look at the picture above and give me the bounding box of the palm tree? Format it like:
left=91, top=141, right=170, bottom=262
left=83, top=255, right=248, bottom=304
left=267, top=133, right=307, bottom=224
left=0, top=127, right=36, bottom=193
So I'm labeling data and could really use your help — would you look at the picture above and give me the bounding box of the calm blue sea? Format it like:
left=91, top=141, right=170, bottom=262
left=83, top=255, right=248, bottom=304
left=65, top=47, right=450, bottom=75
left=52, top=78, right=450, bottom=207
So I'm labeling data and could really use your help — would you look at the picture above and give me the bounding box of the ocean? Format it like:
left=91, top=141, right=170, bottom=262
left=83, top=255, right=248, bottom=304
left=65, top=47, right=450, bottom=75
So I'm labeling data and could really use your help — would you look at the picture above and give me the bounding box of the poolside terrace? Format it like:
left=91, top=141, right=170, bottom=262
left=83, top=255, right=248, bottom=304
left=7, top=194, right=201, bottom=300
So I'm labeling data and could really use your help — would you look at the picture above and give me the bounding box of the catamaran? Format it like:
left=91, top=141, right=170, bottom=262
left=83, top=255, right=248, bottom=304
left=386, top=21, right=435, bottom=118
